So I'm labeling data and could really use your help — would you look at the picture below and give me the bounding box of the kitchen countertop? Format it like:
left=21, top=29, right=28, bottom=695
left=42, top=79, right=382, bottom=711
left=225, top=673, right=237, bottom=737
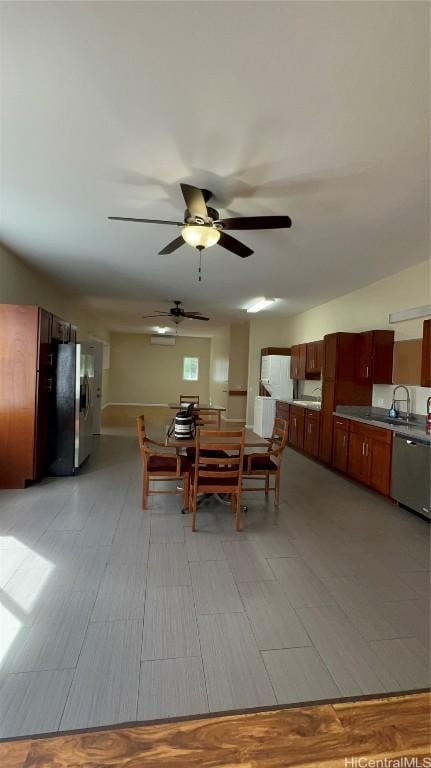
left=333, top=408, right=431, bottom=446
left=277, top=398, right=322, bottom=412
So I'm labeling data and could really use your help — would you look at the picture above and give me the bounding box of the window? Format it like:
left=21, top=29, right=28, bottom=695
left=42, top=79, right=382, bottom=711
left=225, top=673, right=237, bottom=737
left=183, top=357, right=199, bottom=381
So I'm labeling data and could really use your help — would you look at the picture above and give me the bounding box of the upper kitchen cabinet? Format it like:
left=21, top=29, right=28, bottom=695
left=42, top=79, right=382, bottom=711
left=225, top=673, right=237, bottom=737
left=290, top=344, right=307, bottom=380
left=357, top=330, right=394, bottom=384
left=421, top=319, right=431, bottom=387
left=51, top=315, right=71, bottom=343
left=305, top=340, right=323, bottom=377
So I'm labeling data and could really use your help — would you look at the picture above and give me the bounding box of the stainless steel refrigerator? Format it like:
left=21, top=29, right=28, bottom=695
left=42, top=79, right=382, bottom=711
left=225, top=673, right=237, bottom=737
left=49, top=342, right=95, bottom=475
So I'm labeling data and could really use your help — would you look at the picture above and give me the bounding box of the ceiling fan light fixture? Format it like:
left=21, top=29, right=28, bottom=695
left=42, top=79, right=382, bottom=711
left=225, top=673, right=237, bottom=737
left=247, top=298, right=277, bottom=313
left=182, top=225, right=220, bottom=249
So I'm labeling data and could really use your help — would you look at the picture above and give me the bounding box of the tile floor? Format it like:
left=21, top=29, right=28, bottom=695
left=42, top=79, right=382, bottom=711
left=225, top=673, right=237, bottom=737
left=0, top=429, right=429, bottom=738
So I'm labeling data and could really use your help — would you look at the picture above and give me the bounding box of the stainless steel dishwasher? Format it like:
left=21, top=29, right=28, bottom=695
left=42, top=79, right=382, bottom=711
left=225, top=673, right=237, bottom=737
left=391, top=434, right=430, bottom=519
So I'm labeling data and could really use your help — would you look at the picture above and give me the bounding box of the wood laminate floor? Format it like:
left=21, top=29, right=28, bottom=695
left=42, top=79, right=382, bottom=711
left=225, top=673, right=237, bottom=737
left=0, top=692, right=429, bottom=767
left=0, top=412, right=429, bottom=740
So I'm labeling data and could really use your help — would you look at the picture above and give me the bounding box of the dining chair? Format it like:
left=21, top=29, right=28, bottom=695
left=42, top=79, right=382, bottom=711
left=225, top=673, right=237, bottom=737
left=189, top=428, right=245, bottom=532
left=242, top=417, right=289, bottom=506
left=136, top=415, right=190, bottom=510
left=179, top=394, right=200, bottom=406
left=195, top=408, right=221, bottom=428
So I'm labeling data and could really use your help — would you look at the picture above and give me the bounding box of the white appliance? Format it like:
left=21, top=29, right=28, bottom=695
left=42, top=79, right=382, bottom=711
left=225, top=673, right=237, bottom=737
left=254, top=396, right=277, bottom=438
left=260, top=355, right=293, bottom=400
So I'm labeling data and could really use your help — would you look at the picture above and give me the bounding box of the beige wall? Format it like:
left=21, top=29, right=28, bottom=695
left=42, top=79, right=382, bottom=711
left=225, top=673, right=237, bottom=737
left=208, top=327, right=230, bottom=409
left=283, top=261, right=430, bottom=345
left=246, top=261, right=430, bottom=423
left=227, top=321, right=249, bottom=420
left=0, top=243, right=111, bottom=405
left=0, top=243, right=109, bottom=342
left=246, top=316, right=289, bottom=424
left=109, top=332, right=210, bottom=404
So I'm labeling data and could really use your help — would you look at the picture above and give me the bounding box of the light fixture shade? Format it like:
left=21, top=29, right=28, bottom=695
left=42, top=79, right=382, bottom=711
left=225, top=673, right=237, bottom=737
left=247, top=298, right=276, bottom=313
left=182, top=225, right=220, bottom=249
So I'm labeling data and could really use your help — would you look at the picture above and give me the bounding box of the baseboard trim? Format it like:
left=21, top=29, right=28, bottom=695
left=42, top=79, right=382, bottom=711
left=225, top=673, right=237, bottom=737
left=102, top=402, right=170, bottom=408
left=221, top=416, right=246, bottom=423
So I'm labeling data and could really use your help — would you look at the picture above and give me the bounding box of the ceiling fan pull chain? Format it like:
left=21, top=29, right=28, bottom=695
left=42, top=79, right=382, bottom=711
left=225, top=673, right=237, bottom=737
left=198, top=246, right=203, bottom=282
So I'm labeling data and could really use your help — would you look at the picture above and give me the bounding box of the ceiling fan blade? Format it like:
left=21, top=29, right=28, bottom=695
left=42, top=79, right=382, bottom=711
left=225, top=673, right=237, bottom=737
left=216, top=215, right=292, bottom=230
left=141, top=313, right=170, bottom=319
left=180, top=184, right=208, bottom=219
left=158, top=236, right=185, bottom=255
left=218, top=232, right=253, bottom=258
left=108, top=216, right=183, bottom=225
left=182, top=313, right=210, bottom=321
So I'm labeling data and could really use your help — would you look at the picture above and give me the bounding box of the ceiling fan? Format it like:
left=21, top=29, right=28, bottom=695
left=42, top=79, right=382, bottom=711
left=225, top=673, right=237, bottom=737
left=142, top=300, right=209, bottom=325
left=109, top=183, right=292, bottom=258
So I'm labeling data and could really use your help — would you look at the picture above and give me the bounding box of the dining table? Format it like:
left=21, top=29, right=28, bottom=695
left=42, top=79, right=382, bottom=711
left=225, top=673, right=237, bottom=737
left=165, top=423, right=269, bottom=449
left=167, top=403, right=226, bottom=412
left=165, top=423, right=269, bottom=513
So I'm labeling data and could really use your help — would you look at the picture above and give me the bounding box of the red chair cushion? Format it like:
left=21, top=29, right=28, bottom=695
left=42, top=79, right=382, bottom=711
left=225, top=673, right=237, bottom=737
left=244, top=454, right=278, bottom=472
left=148, top=455, right=189, bottom=473
left=186, top=447, right=228, bottom=460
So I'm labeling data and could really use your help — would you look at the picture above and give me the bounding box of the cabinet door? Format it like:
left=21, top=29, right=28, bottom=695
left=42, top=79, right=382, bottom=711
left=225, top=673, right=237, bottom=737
left=290, top=346, right=298, bottom=379
left=298, top=344, right=307, bottom=379
left=276, top=402, right=290, bottom=424
left=333, top=425, right=349, bottom=473
left=306, top=341, right=323, bottom=375
left=369, top=438, right=392, bottom=495
left=348, top=433, right=369, bottom=483
left=306, top=343, right=315, bottom=374
left=358, top=332, right=373, bottom=381
left=304, top=413, right=320, bottom=457
left=35, top=310, right=56, bottom=479
left=322, top=335, right=337, bottom=380
left=289, top=406, right=305, bottom=449
left=421, top=319, right=431, bottom=387
left=315, top=340, right=323, bottom=373
left=51, top=316, right=70, bottom=343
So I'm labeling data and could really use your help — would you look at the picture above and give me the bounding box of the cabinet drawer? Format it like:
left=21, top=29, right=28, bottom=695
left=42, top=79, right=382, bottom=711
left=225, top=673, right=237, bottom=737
left=276, top=402, right=290, bottom=421
left=333, top=416, right=350, bottom=430
left=350, top=420, right=392, bottom=444
left=305, top=408, right=320, bottom=421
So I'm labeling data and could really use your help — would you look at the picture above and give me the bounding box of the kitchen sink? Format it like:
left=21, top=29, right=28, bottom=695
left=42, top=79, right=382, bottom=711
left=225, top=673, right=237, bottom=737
left=380, top=416, right=417, bottom=425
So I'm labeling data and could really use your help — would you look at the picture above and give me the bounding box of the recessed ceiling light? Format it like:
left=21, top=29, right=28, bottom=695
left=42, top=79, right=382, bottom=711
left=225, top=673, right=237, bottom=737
left=154, top=326, right=169, bottom=334
left=247, top=298, right=276, bottom=313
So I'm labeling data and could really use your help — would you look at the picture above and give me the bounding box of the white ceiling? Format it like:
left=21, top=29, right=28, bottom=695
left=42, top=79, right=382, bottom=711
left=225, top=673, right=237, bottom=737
left=1, top=1, right=428, bottom=336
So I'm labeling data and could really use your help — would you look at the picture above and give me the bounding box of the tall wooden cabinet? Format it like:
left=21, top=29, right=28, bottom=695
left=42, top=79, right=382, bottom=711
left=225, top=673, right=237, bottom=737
left=421, top=319, right=431, bottom=387
left=319, top=333, right=375, bottom=464
left=0, top=305, right=75, bottom=489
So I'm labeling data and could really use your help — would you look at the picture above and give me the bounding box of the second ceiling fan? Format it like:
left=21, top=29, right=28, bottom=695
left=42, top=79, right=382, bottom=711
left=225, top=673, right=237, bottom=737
left=109, top=183, right=292, bottom=258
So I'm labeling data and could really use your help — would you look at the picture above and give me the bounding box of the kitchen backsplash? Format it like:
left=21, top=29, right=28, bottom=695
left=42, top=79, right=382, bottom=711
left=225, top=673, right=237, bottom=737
left=372, top=384, right=431, bottom=415
left=298, top=377, right=430, bottom=415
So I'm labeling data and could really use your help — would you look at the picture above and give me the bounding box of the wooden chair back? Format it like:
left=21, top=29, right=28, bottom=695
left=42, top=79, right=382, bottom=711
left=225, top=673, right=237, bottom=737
left=194, top=428, right=244, bottom=492
left=267, top=417, right=289, bottom=461
left=180, top=394, right=199, bottom=406
left=136, top=414, right=147, bottom=454
left=195, top=408, right=221, bottom=429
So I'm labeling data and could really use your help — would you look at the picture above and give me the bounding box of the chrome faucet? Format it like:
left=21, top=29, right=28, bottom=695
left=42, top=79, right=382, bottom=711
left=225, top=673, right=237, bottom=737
left=311, top=386, right=322, bottom=402
left=391, top=385, right=411, bottom=419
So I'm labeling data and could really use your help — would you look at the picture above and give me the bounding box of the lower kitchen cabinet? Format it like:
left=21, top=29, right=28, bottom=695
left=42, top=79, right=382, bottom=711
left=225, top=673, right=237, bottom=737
left=347, top=421, right=392, bottom=496
left=289, top=405, right=305, bottom=450
left=332, top=417, right=350, bottom=473
left=304, top=410, right=320, bottom=457
left=275, top=401, right=290, bottom=425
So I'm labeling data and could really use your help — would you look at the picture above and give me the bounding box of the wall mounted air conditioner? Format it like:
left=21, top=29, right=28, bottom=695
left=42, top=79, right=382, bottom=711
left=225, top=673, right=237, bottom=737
left=150, top=335, right=176, bottom=346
